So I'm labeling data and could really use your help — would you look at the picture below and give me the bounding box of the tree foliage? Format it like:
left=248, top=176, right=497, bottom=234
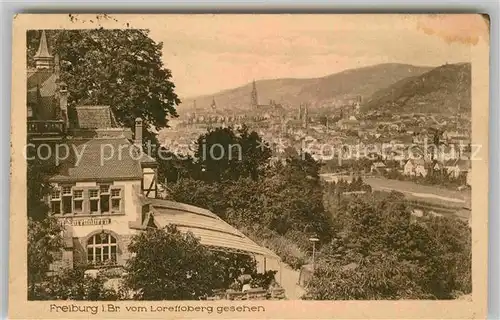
left=123, top=226, right=257, bottom=300
left=193, top=125, right=272, bottom=182
left=27, top=29, right=180, bottom=134
left=27, top=217, right=64, bottom=297
left=305, top=191, right=471, bottom=300
left=30, top=267, right=119, bottom=301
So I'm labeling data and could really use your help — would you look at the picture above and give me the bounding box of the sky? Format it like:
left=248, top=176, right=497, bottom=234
left=142, top=14, right=487, bottom=99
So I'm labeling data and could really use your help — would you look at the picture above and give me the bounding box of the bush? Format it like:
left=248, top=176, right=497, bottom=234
left=123, top=226, right=257, bottom=300
left=304, top=193, right=471, bottom=300
left=30, top=267, right=119, bottom=301
left=250, top=270, right=278, bottom=290
left=237, top=224, right=308, bottom=270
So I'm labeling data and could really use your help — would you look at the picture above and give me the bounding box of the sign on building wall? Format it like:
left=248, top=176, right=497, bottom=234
left=60, top=217, right=112, bottom=227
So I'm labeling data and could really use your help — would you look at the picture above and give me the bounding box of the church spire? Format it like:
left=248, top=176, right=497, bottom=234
left=250, top=80, right=258, bottom=108
left=34, top=30, right=54, bottom=69
left=211, top=97, right=217, bottom=110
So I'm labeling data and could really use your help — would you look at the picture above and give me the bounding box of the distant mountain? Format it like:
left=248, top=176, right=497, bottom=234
left=364, top=63, right=471, bottom=115
left=179, top=63, right=432, bottom=115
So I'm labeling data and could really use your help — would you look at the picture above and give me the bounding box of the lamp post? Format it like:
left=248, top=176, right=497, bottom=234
left=308, top=235, right=319, bottom=275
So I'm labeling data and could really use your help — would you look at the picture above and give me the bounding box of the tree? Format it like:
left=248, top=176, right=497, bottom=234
left=309, top=192, right=471, bottom=300
left=193, top=125, right=271, bottom=182
left=124, top=226, right=257, bottom=300
left=27, top=29, right=180, bottom=136
left=27, top=217, right=64, bottom=298
left=303, top=253, right=431, bottom=300
left=31, top=267, right=119, bottom=301
left=156, top=148, right=199, bottom=184
left=27, top=156, right=60, bottom=220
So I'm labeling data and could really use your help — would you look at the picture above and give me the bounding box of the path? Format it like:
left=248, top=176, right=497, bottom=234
left=266, top=258, right=305, bottom=300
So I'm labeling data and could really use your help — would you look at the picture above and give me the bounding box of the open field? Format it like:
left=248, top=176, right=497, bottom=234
left=321, top=174, right=471, bottom=220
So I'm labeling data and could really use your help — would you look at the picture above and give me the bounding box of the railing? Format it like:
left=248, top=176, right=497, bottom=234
left=206, top=287, right=285, bottom=301
left=27, top=120, right=65, bottom=135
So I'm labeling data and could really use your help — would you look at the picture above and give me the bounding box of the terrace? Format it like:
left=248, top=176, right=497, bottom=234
left=27, top=120, right=66, bottom=140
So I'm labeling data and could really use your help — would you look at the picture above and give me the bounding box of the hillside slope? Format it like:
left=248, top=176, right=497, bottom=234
left=364, top=63, right=471, bottom=115
left=179, top=63, right=432, bottom=114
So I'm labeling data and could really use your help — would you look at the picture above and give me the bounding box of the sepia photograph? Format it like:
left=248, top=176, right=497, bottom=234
left=10, top=13, right=490, bottom=319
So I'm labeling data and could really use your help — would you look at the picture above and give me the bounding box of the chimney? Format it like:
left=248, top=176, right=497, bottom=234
left=34, top=30, right=54, bottom=70
left=59, top=81, right=69, bottom=128
left=298, top=104, right=302, bottom=120
left=134, top=117, right=143, bottom=147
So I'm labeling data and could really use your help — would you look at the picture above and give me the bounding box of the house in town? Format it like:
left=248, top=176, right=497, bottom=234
left=403, top=159, right=428, bottom=177
left=28, top=31, right=280, bottom=276
left=443, top=159, right=471, bottom=179
left=337, top=118, right=360, bottom=131
left=433, top=161, right=444, bottom=171
left=370, top=161, right=387, bottom=174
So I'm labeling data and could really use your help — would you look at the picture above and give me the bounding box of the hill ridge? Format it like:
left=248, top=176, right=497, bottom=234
left=179, top=63, right=433, bottom=114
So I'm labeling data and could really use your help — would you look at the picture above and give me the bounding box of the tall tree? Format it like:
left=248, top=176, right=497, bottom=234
left=193, top=125, right=271, bottom=182
left=27, top=29, right=180, bottom=136
left=124, top=226, right=257, bottom=300
left=27, top=217, right=64, bottom=298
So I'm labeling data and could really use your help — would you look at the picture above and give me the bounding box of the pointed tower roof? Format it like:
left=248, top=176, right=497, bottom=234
left=34, top=30, right=54, bottom=69
left=211, top=97, right=217, bottom=110
left=35, top=30, right=53, bottom=58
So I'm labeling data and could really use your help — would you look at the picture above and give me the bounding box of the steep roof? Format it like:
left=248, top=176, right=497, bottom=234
left=49, top=137, right=145, bottom=182
left=74, top=106, right=117, bottom=129
left=34, top=30, right=53, bottom=59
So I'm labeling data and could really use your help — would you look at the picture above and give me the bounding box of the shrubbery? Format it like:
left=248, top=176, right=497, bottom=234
left=304, top=191, right=472, bottom=300
left=29, top=267, right=120, bottom=301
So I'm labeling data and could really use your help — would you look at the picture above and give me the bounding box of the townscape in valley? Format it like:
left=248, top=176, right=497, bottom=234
left=26, top=18, right=472, bottom=303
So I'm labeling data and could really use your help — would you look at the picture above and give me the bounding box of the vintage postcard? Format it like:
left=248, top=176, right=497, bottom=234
left=10, top=13, right=489, bottom=319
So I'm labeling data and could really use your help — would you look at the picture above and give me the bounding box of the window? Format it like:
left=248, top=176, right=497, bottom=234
left=111, top=189, right=121, bottom=213
left=89, top=189, right=99, bottom=214
left=73, top=190, right=83, bottom=213
left=61, top=186, right=73, bottom=214
left=51, top=190, right=60, bottom=200
left=51, top=200, right=61, bottom=215
left=50, top=189, right=61, bottom=214
left=87, top=233, right=118, bottom=265
left=50, top=185, right=123, bottom=215
left=99, top=184, right=110, bottom=214
left=100, top=184, right=110, bottom=194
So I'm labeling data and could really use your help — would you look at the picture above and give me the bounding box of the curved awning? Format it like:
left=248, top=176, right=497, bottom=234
left=150, top=200, right=279, bottom=259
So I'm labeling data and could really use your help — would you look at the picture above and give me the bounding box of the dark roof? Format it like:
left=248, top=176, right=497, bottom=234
left=74, top=106, right=117, bottom=129
left=49, top=137, right=145, bottom=182
left=27, top=69, right=58, bottom=105
left=27, top=69, right=59, bottom=120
